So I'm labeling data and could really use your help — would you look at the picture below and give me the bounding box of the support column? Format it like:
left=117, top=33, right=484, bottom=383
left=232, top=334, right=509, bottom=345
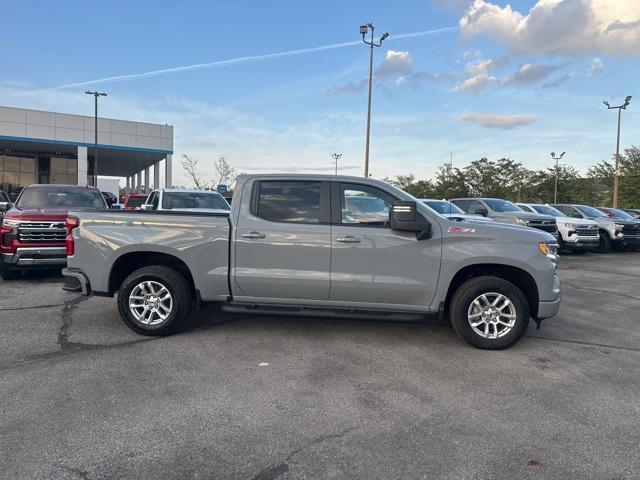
left=144, top=167, right=150, bottom=194
left=126, top=176, right=131, bottom=193
left=154, top=162, right=160, bottom=189
left=165, top=154, right=172, bottom=188
left=77, top=146, right=88, bottom=185
left=136, top=171, right=142, bottom=193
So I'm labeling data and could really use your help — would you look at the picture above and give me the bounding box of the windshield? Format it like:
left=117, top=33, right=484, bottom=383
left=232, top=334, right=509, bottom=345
left=532, top=205, right=565, bottom=217
left=422, top=200, right=465, bottom=215
left=484, top=199, right=522, bottom=213
left=162, top=191, right=230, bottom=210
left=608, top=208, right=635, bottom=220
left=0, top=191, right=10, bottom=203
left=576, top=205, right=607, bottom=218
left=16, top=187, right=106, bottom=209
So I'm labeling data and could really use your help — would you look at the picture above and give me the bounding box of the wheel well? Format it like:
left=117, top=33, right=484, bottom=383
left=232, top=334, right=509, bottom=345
left=445, top=264, right=539, bottom=318
left=109, top=252, right=196, bottom=297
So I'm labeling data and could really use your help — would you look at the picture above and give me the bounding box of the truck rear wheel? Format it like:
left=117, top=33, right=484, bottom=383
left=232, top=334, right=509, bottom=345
left=449, top=276, right=529, bottom=350
left=117, top=266, right=194, bottom=336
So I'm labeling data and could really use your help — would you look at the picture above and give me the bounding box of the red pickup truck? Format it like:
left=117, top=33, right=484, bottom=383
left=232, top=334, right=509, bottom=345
left=0, top=184, right=107, bottom=280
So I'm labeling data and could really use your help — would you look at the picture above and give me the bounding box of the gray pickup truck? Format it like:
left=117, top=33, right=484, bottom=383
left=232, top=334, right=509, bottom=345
left=62, top=174, right=561, bottom=350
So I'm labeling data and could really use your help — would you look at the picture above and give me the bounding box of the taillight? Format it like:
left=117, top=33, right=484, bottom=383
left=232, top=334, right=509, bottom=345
left=65, top=216, right=80, bottom=256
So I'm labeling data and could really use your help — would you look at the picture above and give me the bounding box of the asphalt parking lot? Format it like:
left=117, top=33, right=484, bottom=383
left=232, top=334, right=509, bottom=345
left=1, top=253, right=639, bottom=480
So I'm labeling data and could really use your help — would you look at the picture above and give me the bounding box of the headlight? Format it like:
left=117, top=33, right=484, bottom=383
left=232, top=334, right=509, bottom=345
left=539, top=242, right=559, bottom=261
left=614, top=223, right=624, bottom=231
left=515, top=217, right=529, bottom=225
left=556, top=221, right=569, bottom=228
left=1, top=219, right=20, bottom=228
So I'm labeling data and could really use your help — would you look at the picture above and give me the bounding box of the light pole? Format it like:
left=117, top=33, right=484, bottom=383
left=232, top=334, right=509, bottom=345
left=330, top=153, right=342, bottom=175
left=603, top=96, right=632, bottom=208
left=360, top=23, right=388, bottom=178
left=85, top=90, right=107, bottom=187
left=551, top=152, right=565, bottom=204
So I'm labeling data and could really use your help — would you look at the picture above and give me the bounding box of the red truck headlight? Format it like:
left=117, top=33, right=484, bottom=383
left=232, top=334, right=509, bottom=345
left=65, top=216, right=80, bottom=256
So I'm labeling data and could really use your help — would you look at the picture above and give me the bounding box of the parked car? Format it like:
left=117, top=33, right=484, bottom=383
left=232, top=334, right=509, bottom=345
left=421, top=199, right=494, bottom=223
left=142, top=188, right=230, bottom=213
left=450, top=198, right=558, bottom=237
left=517, top=203, right=599, bottom=252
left=101, top=191, right=118, bottom=208
left=63, top=174, right=561, bottom=350
left=123, top=194, right=148, bottom=211
left=0, top=190, right=12, bottom=220
left=0, top=184, right=107, bottom=280
left=622, top=208, right=640, bottom=220
left=552, top=204, right=640, bottom=251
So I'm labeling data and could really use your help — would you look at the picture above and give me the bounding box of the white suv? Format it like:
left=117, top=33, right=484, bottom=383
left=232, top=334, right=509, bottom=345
left=517, top=203, right=599, bottom=252
left=142, top=188, right=230, bottom=214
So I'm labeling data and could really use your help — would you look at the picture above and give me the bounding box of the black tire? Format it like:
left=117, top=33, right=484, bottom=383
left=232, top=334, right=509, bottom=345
left=117, top=266, right=194, bottom=336
left=597, top=230, right=611, bottom=253
left=449, top=276, right=530, bottom=350
left=0, top=263, right=20, bottom=281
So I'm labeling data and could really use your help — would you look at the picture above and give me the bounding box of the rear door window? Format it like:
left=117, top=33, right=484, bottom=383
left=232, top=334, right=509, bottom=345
left=255, top=181, right=323, bottom=224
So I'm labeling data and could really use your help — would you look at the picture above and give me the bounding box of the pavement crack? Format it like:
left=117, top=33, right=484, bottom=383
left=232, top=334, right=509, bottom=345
left=55, top=464, right=91, bottom=480
left=249, top=427, right=356, bottom=480
left=0, top=302, right=66, bottom=311
left=528, top=335, right=640, bottom=353
left=57, top=295, right=91, bottom=350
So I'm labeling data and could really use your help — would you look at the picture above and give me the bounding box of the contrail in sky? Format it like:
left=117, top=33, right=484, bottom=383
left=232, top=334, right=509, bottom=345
left=52, top=26, right=457, bottom=89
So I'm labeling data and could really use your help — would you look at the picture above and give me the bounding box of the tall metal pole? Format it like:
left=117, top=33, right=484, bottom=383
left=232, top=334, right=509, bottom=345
left=613, top=107, right=622, bottom=208
left=360, top=23, right=388, bottom=178
left=364, top=32, right=374, bottom=178
left=551, top=152, right=565, bottom=204
left=85, top=91, right=107, bottom=187
left=603, top=96, right=631, bottom=208
left=330, top=153, right=342, bottom=175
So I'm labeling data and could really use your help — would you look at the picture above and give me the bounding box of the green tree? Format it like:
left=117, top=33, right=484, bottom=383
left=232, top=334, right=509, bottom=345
left=432, top=163, right=469, bottom=199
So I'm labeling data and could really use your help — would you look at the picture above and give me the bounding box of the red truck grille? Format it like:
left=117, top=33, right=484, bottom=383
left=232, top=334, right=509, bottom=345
left=18, top=222, right=67, bottom=243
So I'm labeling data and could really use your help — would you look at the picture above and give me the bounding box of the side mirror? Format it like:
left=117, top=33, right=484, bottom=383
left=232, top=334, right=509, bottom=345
left=0, top=202, right=10, bottom=212
left=389, top=201, right=432, bottom=240
left=140, top=204, right=153, bottom=211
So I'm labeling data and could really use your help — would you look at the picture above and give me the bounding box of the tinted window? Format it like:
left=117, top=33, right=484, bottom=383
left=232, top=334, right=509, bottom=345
left=468, top=200, right=487, bottom=215
left=16, top=187, right=106, bottom=209
left=608, top=208, right=634, bottom=220
left=555, top=206, right=582, bottom=218
left=162, top=191, right=229, bottom=210
left=256, top=181, right=321, bottom=223
left=341, top=184, right=394, bottom=225
left=451, top=200, right=469, bottom=212
left=531, top=205, right=564, bottom=217
left=423, top=200, right=464, bottom=215
left=483, top=199, right=522, bottom=212
left=576, top=205, right=607, bottom=218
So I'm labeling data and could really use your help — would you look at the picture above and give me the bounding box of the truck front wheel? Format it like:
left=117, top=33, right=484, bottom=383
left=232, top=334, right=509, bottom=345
left=117, top=266, right=193, bottom=336
left=449, top=276, right=530, bottom=350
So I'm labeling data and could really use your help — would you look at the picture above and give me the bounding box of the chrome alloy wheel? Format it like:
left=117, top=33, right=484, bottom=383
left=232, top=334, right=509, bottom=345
left=129, top=281, right=173, bottom=326
left=467, top=292, right=517, bottom=339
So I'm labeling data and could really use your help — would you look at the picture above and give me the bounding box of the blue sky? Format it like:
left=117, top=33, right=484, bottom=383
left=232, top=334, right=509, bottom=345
left=2, top=0, right=639, bottom=185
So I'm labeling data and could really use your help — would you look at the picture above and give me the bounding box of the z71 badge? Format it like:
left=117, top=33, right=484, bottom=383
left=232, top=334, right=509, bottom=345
left=448, top=226, right=476, bottom=234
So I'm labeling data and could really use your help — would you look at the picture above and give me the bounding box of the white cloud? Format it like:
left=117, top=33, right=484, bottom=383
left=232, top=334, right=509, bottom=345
left=502, top=63, right=559, bottom=86
left=587, top=57, right=604, bottom=76
left=460, top=0, right=640, bottom=56
left=377, top=50, right=413, bottom=78
left=459, top=111, right=538, bottom=129
left=453, top=73, right=496, bottom=92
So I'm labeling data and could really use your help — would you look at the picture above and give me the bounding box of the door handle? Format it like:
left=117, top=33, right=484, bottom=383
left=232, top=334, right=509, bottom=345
left=241, top=231, right=266, bottom=239
left=336, top=235, right=361, bottom=243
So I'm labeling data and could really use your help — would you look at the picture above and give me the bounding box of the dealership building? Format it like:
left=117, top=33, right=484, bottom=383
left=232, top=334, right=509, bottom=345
left=0, top=105, right=173, bottom=199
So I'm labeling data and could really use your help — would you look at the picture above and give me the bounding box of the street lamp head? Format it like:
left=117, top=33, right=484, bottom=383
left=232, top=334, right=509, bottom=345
left=603, top=100, right=610, bottom=107
left=560, top=152, right=566, bottom=158
left=380, top=32, right=389, bottom=43
left=625, top=95, right=632, bottom=103
left=550, top=152, right=555, bottom=157
left=360, top=25, right=368, bottom=35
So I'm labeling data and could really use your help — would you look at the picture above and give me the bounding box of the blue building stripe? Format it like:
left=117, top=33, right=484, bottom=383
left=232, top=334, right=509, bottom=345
left=0, top=134, right=173, bottom=155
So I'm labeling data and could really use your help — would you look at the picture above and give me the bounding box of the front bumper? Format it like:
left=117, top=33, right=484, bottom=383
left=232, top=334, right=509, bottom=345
left=62, top=267, right=91, bottom=295
left=537, top=273, right=561, bottom=320
left=563, top=234, right=599, bottom=249
left=1, top=247, right=67, bottom=268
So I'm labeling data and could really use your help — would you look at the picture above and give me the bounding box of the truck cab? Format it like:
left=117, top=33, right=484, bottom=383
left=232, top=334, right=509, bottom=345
left=142, top=188, right=230, bottom=214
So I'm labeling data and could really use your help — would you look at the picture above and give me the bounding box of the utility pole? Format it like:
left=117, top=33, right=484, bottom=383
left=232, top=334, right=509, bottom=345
left=85, top=90, right=107, bottom=187
left=330, top=153, right=342, bottom=175
left=360, top=23, right=388, bottom=178
left=603, top=96, right=632, bottom=208
left=550, top=152, right=565, bottom=204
